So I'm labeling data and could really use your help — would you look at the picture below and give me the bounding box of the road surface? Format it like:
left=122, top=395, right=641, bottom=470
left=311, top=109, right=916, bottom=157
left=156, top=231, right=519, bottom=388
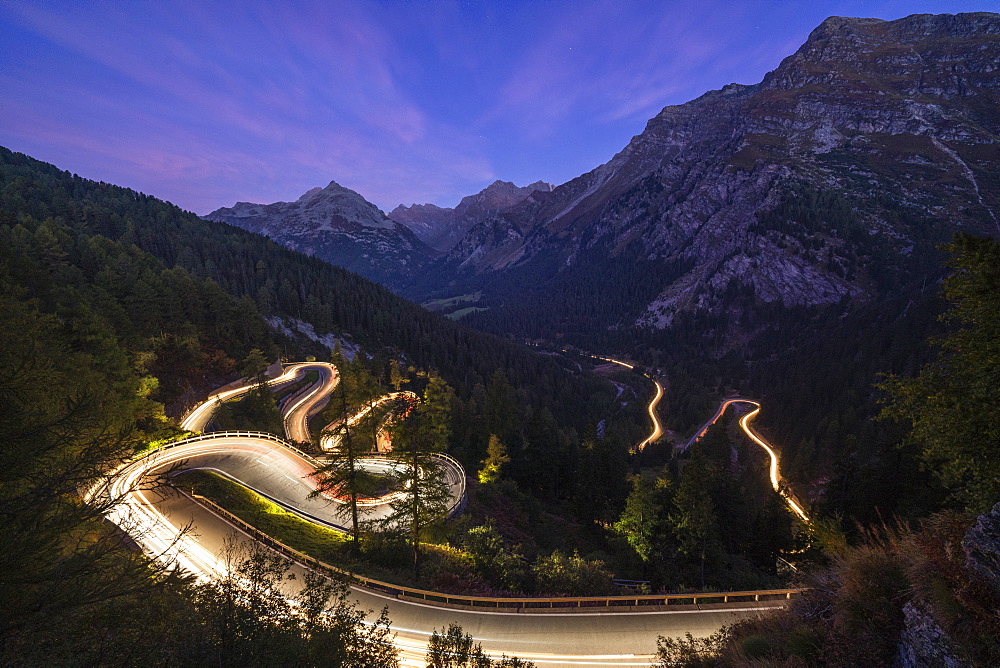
left=180, top=362, right=337, bottom=434
left=281, top=362, right=338, bottom=442
left=96, top=362, right=791, bottom=665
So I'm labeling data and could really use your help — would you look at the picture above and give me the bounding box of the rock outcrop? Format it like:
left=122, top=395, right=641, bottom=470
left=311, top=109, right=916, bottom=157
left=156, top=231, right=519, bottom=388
left=963, top=501, right=1000, bottom=599
left=894, top=502, right=1000, bottom=667
left=894, top=600, right=970, bottom=668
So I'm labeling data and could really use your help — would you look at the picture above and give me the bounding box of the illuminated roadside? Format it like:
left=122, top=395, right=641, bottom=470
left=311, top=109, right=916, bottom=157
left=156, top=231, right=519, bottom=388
left=91, top=362, right=797, bottom=665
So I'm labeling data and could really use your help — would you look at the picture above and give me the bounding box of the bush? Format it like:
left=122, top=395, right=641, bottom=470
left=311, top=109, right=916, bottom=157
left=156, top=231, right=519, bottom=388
left=531, top=550, right=616, bottom=596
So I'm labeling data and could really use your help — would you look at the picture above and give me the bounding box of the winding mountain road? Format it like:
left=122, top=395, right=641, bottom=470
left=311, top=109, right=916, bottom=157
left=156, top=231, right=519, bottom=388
left=179, top=362, right=336, bottom=434
left=684, top=399, right=810, bottom=523
left=97, top=362, right=797, bottom=666
left=591, top=355, right=664, bottom=452
left=283, top=362, right=339, bottom=442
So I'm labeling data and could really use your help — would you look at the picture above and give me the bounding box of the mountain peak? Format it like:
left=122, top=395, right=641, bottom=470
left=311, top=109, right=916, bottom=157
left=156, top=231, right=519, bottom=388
left=297, top=186, right=323, bottom=202
left=389, top=179, right=556, bottom=253
left=422, top=10, right=999, bottom=338
left=203, top=179, right=435, bottom=287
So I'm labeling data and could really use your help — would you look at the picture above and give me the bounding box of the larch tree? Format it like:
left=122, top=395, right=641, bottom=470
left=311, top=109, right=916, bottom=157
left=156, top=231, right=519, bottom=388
left=613, top=474, right=669, bottom=566
left=477, top=434, right=510, bottom=484
left=312, top=345, right=381, bottom=551
left=669, top=451, right=719, bottom=589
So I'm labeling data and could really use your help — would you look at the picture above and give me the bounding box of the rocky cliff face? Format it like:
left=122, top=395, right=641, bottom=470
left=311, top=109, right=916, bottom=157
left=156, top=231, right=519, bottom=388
left=963, top=501, right=1000, bottom=600
left=389, top=180, right=554, bottom=253
left=204, top=181, right=433, bottom=288
left=893, top=502, right=1000, bottom=668
left=418, top=12, right=1000, bottom=341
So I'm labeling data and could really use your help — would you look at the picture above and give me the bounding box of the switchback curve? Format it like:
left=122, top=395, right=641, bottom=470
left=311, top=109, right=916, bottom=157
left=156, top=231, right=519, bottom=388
left=95, top=362, right=799, bottom=665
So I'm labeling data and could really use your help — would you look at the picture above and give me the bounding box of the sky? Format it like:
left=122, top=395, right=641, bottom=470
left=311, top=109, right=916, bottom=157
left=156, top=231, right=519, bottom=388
left=1, top=0, right=995, bottom=214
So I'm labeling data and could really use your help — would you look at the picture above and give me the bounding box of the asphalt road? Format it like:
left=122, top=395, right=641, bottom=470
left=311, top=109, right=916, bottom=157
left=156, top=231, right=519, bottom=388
left=148, top=489, right=763, bottom=666
left=180, top=362, right=333, bottom=433
left=99, top=363, right=784, bottom=665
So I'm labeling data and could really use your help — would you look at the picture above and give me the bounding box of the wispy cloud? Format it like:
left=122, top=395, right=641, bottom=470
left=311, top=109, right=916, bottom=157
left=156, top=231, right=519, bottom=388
left=1, top=0, right=984, bottom=213
left=0, top=0, right=495, bottom=211
left=484, top=1, right=774, bottom=141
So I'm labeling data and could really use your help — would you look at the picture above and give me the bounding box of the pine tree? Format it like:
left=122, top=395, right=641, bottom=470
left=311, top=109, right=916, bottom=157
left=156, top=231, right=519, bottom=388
left=881, top=234, right=1000, bottom=513
left=613, top=475, right=668, bottom=565
left=386, top=373, right=455, bottom=579
left=669, top=452, right=719, bottom=588
left=312, top=345, right=380, bottom=551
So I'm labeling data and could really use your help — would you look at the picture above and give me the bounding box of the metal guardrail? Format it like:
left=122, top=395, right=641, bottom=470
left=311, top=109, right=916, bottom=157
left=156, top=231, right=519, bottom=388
left=126, top=365, right=802, bottom=617
left=139, top=431, right=467, bottom=521
left=431, top=452, right=468, bottom=516
left=179, top=488, right=803, bottom=614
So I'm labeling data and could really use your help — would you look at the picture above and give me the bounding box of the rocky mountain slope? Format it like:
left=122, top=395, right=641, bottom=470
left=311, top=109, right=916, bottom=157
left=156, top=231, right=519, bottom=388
left=204, top=181, right=434, bottom=288
left=388, top=179, right=553, bottom=252
left=412, top=12, right=1000, bottom=346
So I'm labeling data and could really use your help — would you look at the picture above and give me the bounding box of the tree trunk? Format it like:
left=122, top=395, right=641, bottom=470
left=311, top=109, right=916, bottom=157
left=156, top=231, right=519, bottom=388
left=341, top=384, right=360, bottom=554
left=412, top=452, right=421, bottom=581
left=700, top=534, right=706, bottom=589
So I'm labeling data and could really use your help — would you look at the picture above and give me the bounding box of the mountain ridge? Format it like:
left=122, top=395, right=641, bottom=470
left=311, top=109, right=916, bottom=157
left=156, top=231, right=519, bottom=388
left=204, top=180, right=434, bottom=288
left=412, top=11, right=999, bottom=343
left=201, top=11, right=999, bottom=351
left=388, top=179, right=554, bottom=253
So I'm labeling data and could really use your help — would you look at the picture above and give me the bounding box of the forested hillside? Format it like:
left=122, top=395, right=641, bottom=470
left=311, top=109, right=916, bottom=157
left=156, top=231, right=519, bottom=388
left=0, top=146, right=608, bottom=423
left=0, top=145, right=654, bottom=584
left=0, top=146, right=636, bottom=663
left=653, top=235, right=1000, bottom=667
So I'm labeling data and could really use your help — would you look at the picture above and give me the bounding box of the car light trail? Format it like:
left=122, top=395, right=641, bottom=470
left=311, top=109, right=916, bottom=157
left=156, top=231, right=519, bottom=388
left=283, top=364, right=339, bottom=442
left=686, top=398, right=810, bottom=524
left=738, top=404, right=810, bottom=523
left=590, top=354, right=663, bottom=452
left=180, top=363, right=333, bottom=433
left=93, top=361, right=796, bottom=664
left=636, top=377, right=664, bottom=451
left=319, top=391, right=419, bottom=452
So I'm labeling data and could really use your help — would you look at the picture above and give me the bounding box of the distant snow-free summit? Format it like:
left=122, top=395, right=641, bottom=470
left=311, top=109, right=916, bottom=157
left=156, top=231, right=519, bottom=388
left=203, top=180, right=434, bottom=287
left=204, top=178, right=555, bottom=290
left=389, top=180, right=554, bottom=253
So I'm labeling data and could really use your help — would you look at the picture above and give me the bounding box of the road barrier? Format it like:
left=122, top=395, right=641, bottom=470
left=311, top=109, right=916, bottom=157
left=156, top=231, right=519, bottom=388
left=180, top=488, right=803, bottom=615
left=432, top=451, right=467, bottom=516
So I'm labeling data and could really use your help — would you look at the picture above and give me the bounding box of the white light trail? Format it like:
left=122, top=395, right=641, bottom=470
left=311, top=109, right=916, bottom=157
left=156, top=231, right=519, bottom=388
left=93, top=361, right=790, bottom=665
left=318, top=391, right=418, bottom=452
left=590, top=354, right=663, bottom=451
left=686, top=398, right=810, bottom=524
left=636, top=377, right=665, bottom=451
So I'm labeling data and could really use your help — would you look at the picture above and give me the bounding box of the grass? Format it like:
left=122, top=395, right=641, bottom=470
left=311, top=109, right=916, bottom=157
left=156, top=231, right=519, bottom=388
left=135, top=427, right=196, bottom=456
left=179, top=469, right=348, bottom=563
left=176, top=469, right=488, bottom=593
left=421, top=292, right=481, bottom=312
left=445, top=306, right=489, bottom=320
left=652, top=513, right=1000, bottom=667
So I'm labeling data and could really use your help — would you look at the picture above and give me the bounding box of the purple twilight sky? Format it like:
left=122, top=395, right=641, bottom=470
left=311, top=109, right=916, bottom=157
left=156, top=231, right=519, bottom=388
left=0, top=0, right=994, bottom=214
